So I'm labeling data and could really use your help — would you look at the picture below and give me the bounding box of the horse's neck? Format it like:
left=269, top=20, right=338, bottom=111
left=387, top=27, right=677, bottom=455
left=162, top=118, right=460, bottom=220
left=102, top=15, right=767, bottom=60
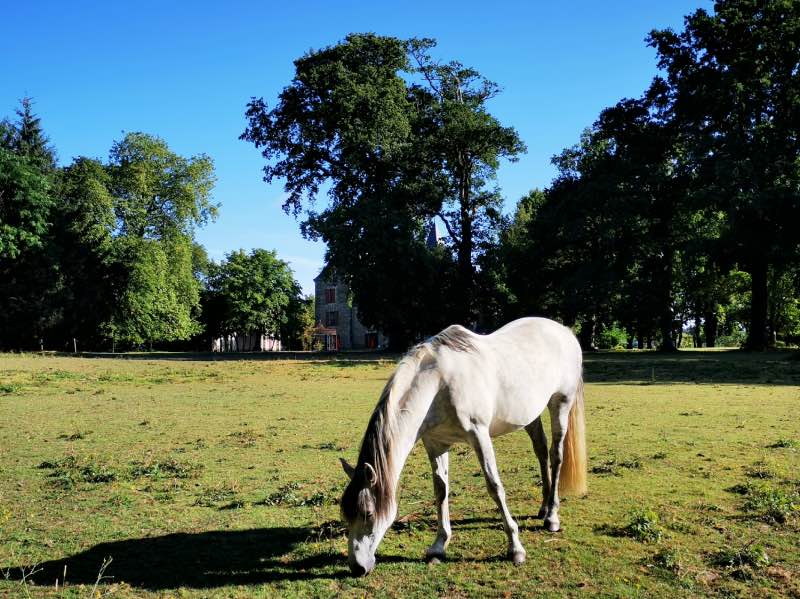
left=387, top=366, right=440, bottom=488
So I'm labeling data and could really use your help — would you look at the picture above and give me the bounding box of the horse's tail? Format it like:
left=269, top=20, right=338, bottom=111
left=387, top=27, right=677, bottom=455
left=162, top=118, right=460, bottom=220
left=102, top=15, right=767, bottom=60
left=559, top=376, right=587, bottom=496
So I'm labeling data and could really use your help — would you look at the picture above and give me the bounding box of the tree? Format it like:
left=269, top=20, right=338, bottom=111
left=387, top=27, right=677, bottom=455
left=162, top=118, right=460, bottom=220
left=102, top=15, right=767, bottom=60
left=207, top=249, right=302, bottom=343
left=12, top=98, right=57, bottom=171
left=648, top=0, right=800, bottom=349
left=0, top=147, right=53, bottom=262
left=109, top=132, right=217, bottom=240
left=281, top=294, right=316, bottom=350
left=49, top=157, right=116, bottom=347
left=479, top=189, right=546, bottom=327
left=0, top=98, right=220, bottom=350
left=107, top=237, right=201, bottom=346
left=104, top=132, right=217, bottom=348
left=242, top=34, right=521, bottom=345
left=407, top=39, right=526, bottom=321
left=0, top=100, right=58, bottom=349
left=592, top=98, right=696, bottom=351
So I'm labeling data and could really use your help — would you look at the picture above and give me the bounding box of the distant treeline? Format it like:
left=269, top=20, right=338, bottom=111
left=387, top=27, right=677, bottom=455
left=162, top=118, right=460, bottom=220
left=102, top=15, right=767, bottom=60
left=242, top=0, right=799, bottom=351
left=0, top=102, right=313, bottom=351
left=2, top=0, right=798, bottom=352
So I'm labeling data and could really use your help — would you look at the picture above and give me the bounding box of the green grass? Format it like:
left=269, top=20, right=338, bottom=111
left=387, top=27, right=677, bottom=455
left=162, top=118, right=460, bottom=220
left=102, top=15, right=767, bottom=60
left=0, top=350, right=799, bottom=597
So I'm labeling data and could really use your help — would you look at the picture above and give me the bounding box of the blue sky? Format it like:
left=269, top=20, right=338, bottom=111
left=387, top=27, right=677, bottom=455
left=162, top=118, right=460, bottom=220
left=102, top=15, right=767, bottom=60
left=2, top=0, right=709, bottom=293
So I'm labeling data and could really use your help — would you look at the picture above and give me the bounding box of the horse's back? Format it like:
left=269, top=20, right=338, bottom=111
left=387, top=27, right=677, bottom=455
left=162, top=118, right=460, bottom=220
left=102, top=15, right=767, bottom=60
left=431, top=317, right=582, bottom=437
left=488, top=317, right=582, bottom=373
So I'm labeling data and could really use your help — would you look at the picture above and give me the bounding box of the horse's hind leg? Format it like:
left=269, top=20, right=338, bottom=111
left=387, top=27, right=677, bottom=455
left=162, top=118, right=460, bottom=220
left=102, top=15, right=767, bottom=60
left=423, top=438, right=451, bottom=563
left=544, top=394, right=572, bottom=532
left=525, top=417, right=551, bottom=519
left=467, top=426, right=526, bottom=565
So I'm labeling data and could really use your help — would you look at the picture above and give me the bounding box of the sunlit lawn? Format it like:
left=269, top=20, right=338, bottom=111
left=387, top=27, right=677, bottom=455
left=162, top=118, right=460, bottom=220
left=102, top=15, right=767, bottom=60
left=0, top=350, right=798, bottom=597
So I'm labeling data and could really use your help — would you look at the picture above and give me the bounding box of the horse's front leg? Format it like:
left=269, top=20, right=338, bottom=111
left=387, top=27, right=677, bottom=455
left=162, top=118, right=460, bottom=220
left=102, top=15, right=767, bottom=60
left=468, top=427, right=526, bottom=565
left=423, top=438, right=451, bottom=563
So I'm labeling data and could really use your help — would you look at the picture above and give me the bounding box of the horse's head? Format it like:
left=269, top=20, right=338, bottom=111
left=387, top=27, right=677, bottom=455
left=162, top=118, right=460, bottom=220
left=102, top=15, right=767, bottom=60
left=339, top=457, right=396, bottom=576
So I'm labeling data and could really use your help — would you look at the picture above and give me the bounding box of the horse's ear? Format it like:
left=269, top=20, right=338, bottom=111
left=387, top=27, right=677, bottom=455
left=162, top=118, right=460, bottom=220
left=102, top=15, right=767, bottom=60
left=364, top=462, right=377, bottom=487
left=339, top=457, right=355, bottom=480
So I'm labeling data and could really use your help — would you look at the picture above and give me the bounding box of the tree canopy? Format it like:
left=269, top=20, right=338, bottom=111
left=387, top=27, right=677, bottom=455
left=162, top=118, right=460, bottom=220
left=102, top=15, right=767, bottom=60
left=242, top=34, right=523, bottom=343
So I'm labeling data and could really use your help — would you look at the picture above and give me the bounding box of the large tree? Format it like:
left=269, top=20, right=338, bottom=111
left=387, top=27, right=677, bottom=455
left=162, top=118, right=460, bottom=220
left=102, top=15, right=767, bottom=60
left=0, top=100, right=58, bottom=349
left=648, top=0, right=800, bottom=349
left=48, top=157, right=116, bottom=347
left=242, top=34, right=521, bottom=344
left=104, top=132, right=217, bottom=347
left=407, top=39, right=525, bottom=320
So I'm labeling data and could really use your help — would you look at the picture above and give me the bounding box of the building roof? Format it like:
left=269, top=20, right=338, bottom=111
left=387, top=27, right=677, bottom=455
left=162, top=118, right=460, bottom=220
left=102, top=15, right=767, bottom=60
left=426, top=220, right=440, bottom=248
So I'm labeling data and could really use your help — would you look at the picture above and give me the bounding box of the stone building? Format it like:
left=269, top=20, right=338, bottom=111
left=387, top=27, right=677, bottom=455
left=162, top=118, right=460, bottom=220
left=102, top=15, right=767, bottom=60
left=313, top=273, right=387, bottom=350
left=312, top=222, right=439, bottom=350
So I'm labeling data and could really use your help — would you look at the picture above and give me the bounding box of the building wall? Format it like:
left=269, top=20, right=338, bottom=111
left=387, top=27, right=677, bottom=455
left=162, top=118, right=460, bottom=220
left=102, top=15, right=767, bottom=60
left=314, top=276, right=386, bottom=349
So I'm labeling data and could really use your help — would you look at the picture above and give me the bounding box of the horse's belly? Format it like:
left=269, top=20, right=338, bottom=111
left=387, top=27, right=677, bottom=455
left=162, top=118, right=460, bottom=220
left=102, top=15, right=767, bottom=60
left=423, top=423, right=470, bottom=446
left=488, top=419, right=525, bottom=437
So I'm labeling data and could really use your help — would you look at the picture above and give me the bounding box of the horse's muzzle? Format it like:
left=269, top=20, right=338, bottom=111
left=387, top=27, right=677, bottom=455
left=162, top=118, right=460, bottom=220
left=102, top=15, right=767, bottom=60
left=349, top=558, right=374, bottom=576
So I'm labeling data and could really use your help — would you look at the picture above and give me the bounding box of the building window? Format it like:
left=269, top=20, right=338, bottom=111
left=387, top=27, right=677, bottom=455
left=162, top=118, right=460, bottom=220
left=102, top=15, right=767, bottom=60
left=325, top=310, right=338, bottom=327
left=325, top=287, right=336, bottom=304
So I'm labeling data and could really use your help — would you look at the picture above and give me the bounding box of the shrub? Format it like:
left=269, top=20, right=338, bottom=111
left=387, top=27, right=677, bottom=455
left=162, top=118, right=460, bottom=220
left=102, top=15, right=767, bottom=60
left=744, top=462, right=775, bottom=479
left=742, top=485, right=798, bottom=524
left=768, top=438, right=799, bottom=449
left=128, top=457, right=201, bottom=480
left=260, top=482, right=302, bottom=506
left=596, top=324, right=628, bottom=350
left=38, top=455, right=118, bottom=488
left=194, top=483, right=238, bottom=508
left=651, top=547, right=682, bottom=573
left=710, top=542, right=769, bottom=580
left=621, top=509, right=663, bottom=543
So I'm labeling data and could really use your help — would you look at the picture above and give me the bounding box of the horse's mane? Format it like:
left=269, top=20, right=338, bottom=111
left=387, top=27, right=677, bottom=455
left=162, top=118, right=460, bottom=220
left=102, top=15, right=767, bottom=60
left=341, top=325, right=476, bottom=523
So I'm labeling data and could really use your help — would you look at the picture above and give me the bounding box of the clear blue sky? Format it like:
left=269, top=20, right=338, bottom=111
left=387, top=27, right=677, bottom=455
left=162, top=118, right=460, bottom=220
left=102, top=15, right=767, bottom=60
left=2, top=0, right=709, bottom=294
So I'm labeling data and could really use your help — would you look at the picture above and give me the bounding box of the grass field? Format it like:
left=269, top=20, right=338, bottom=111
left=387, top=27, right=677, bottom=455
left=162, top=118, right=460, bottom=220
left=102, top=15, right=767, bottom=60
left=1, top=350, right=799, bottom=598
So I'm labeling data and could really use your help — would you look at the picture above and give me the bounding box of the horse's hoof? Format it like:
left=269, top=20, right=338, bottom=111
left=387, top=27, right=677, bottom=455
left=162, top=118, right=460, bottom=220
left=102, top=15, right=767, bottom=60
left=426, top=552, right=445, bottom=565
left=544, top=519, right=561, bottom=532
left=511, top=550, right=526, bottom=566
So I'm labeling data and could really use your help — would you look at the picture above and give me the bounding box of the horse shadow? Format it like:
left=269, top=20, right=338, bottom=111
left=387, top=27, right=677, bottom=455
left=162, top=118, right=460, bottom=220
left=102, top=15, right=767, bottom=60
left=2, top=526, right=349, bottom=590
left=3, top=514, right=559, bottom=590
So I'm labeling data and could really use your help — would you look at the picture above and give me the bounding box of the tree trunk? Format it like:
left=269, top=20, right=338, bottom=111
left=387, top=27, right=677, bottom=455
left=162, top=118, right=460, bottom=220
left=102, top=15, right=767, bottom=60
left=746, top=257, right=769, bottom=350
left=458, top=177, right=474, bottom=326
left=578, top=317, right=595, bottom=351
left=657, top=259, right=677, bottom=352
left=703, top=309, right=718, bottom=348
left=626, top=336, right=634, bottom=350
left=693, top=316, right=701, bottom=348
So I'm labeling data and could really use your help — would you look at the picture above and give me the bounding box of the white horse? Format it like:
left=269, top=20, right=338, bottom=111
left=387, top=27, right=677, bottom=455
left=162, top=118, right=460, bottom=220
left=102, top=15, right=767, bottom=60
left=339, top=317, right=587, bottom=575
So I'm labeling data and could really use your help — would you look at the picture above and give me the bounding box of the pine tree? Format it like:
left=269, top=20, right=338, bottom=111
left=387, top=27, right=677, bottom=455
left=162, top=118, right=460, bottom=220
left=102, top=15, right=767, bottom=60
left=13, top=97, right=57, bottom=170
